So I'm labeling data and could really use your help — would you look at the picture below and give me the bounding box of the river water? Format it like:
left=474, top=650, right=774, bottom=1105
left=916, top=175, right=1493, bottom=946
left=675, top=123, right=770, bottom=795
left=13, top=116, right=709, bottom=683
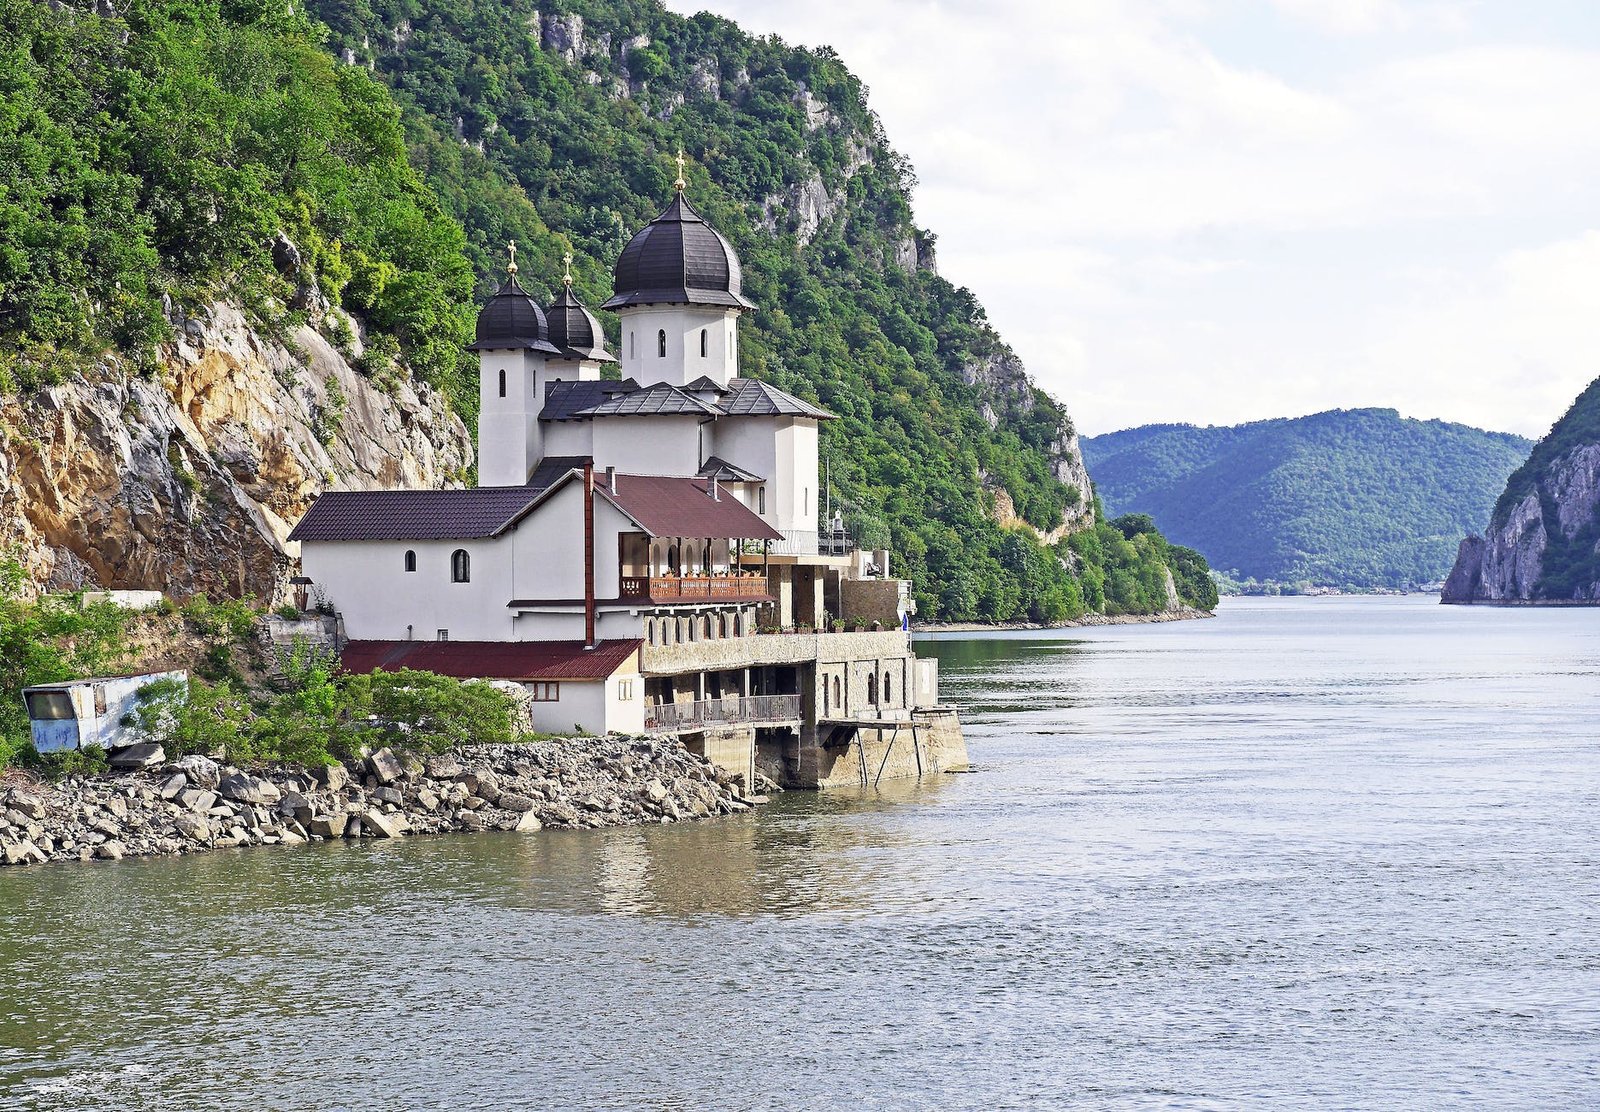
left=1, top=596, right=1596, bottom=1109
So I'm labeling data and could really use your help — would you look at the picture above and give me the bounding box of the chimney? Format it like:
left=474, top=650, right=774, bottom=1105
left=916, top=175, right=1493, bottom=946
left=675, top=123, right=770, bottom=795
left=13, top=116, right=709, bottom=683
left=709, top=475, right=720, bottom=501
left=583, top=461, right=597, bottom=650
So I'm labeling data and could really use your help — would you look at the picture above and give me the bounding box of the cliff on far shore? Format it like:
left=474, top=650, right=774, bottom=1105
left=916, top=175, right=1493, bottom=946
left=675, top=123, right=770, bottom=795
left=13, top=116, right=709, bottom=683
left=1443, top=376, right=1600, bottom=603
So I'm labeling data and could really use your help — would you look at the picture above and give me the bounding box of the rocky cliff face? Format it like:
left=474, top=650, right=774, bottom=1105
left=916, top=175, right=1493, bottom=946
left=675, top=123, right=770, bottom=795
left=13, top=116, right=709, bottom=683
left=965, top=352, right=1095, bottom=536
left=1443, top=379, right=1600, bottom=603
left=0, top=304, right=470, bottom=602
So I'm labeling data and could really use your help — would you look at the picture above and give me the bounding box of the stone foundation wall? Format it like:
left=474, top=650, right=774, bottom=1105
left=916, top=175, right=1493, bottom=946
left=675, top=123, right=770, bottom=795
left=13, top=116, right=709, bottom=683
left=792, top=706, right=967, bottom=789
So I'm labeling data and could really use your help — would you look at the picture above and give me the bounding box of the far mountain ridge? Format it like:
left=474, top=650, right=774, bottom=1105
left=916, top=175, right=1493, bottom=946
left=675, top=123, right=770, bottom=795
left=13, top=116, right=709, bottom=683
left=1083, top=408, right=1532, bottom=590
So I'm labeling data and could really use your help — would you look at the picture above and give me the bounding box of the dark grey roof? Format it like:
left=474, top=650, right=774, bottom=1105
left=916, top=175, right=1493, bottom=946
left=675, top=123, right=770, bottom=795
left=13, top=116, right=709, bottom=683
left=720, top=378, right=834, bottom=419
left=684, top=375, right=729, bottom=394
left=698, top=455, right=764, bottom=482
left=540, top=379, right=638, bottom=421
left=466, top=276, right=561, bottom=354
left=601, top=194, right=756, bottom=312
left=576, top=382, right=721, bottom=417
left=545, top=285, right=614, bottom=362
left=525, top=455, right=591, bottom=489
left=289, top=487, right=547, bottom=542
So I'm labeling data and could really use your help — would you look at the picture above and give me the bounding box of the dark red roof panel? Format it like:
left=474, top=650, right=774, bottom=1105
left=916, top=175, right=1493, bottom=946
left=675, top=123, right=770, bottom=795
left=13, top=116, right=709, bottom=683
left=600, top=474, right=783, bottom=540
left=339, top=639, right=641, bottom=681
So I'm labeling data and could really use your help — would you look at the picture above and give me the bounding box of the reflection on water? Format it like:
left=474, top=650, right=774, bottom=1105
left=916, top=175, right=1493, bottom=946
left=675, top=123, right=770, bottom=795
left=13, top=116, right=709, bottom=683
left=2, top=597, right=1597, bottom=1109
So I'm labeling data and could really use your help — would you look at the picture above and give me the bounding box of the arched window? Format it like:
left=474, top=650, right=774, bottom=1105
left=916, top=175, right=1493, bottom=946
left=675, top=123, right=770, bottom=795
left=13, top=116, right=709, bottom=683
left=657, top=329, right=667, bottom=358
left=668, top=544, right=679, bottom=573
left=498, top=369, right=506, bottom=398
left=629, top=332, right=636, bottom=358
left=823, top=678, right=829, bottom=715
left=451, top=549, right=470, bottom=583
left=647, top=621, right=655, bottom=646
left=884, top=671, right=892, bottom=705
left=404, top=550, right=416, bottom=573
left=834, top=676, right=842, bottom=708
left=700, top=329, right=708, bottom=357
left=867, top=673, right=878, bottom=705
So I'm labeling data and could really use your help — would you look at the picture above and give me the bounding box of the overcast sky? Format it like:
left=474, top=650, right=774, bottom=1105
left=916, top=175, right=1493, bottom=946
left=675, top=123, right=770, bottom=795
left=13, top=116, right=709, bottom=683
left=662, top=0, right=1600, bottom=438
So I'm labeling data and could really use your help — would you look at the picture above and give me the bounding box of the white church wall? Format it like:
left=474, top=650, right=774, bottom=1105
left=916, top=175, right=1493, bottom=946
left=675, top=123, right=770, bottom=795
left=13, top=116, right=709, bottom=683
left=510, top=481, right=588, bottom=602
left=301, top=537, right=516, bottom=642
left=591, top=416, right=703, bottom=477
left=541, top=420, right=593, bottom=460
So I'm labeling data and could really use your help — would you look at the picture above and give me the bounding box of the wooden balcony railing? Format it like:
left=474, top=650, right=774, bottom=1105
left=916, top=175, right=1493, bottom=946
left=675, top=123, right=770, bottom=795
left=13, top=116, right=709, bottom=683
left=644, top=694, right=802, bottom=733
left=619, top=574, right=770, bottom=602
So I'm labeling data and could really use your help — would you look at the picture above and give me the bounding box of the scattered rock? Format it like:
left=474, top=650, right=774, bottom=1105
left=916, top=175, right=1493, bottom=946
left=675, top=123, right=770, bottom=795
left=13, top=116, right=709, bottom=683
left=362, top=811, right=408, bottom=839
left=108, top=743, right=166, bottom=770
left=308, top=814, right=348, bottom=839
left=175, top=755, right=221, bottom=788
left=95, top=841, right=125, bottom=861
left=218, top=773, right=281, bottom=806
left=367, top=748, right=404, bottom=785
left=316, top=763, right=349, bottom=792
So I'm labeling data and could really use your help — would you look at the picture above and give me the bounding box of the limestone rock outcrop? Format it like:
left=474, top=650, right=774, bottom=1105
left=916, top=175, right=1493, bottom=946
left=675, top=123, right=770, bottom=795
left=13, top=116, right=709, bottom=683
left=0, top=303, right=471, bottom=602
left=1443, top=379, right=1600, bottom=603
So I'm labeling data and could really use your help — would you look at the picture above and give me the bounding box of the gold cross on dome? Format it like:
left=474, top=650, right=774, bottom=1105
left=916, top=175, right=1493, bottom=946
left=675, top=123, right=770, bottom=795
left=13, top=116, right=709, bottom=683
left=674, top=148, right=687, bottom=192
left=563, top=252, right=574, bottom=285
left=506, top=239, right=518, bottom=275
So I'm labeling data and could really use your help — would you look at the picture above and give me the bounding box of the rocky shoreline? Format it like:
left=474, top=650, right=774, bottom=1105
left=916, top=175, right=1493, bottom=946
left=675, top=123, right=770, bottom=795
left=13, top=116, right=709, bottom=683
left=0, top=735, right=758, bottom=868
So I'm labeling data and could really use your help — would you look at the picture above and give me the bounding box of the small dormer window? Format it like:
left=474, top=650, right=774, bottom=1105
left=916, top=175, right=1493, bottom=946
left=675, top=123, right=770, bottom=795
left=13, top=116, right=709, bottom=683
left=451, top=549, right=470, bottom=583
left=498, top=369, right=506, bottom=398
left=404, top=550, right=416, bottom=573
left=700, top=329, right=708, bottom=357
left=657, top=329, right=667, bottom=358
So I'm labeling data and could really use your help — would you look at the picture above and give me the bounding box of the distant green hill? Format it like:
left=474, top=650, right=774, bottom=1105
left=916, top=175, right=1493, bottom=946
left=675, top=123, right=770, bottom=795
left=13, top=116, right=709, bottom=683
left=1082, top=409, right=1532, bottom=590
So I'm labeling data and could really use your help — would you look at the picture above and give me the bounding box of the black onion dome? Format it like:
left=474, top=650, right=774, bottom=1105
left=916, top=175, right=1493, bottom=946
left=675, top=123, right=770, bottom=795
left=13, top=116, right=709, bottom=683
left=466, top=275, right=561, bottom=353
left=545, top=284, right=615, bottom=362
left=601, top=193, right=756, bottom=312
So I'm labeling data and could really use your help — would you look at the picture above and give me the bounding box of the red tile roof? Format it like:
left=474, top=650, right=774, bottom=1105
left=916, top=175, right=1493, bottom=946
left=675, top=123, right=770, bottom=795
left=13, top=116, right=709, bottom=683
left=339, top=639, right=641, bottom=682
left=600, top=474, right=783, bottom=540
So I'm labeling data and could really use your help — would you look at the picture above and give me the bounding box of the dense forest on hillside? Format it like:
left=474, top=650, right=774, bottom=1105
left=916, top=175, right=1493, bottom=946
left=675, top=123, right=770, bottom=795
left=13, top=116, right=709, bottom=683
left=0, top=0, right=1215, bottom=620
left=1084, top=409, right=1532, bottom=591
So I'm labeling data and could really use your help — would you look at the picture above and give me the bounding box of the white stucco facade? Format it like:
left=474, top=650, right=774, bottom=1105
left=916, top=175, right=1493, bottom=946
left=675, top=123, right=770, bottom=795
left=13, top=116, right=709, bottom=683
left=616, top=306, right=739, bottom=387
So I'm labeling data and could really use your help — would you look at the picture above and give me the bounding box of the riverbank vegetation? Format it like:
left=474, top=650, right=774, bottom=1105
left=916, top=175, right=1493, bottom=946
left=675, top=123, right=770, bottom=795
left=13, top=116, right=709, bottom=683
left=0, top=563, right=513, bottom=776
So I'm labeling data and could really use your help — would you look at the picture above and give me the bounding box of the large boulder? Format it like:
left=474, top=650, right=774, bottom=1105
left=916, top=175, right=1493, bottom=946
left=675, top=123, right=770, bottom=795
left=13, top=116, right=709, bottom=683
left=217, top=773, right=281, bottom=807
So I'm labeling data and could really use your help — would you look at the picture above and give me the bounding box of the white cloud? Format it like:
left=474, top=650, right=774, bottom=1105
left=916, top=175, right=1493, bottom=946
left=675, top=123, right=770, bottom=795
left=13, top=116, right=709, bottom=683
left=664, top=0, right=1600, bottom=437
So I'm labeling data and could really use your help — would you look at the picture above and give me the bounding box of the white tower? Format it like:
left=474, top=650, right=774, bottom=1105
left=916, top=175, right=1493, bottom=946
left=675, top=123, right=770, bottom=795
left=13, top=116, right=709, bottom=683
left=469, top=242, right=562, bottom=486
